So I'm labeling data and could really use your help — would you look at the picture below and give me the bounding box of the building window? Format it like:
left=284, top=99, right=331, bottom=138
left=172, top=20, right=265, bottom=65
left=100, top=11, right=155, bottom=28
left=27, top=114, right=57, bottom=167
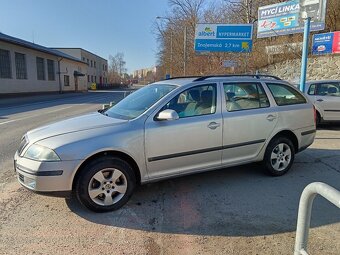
left=91, top=75, right=93, bottom=82
left=103, top=64, right=104, bottom=71
left=64, top=75, right=70, bottom=86
left=15, top=52, right=27, bottom=79
left=0, top=49, right=12, bottom=79
left=47, top=59, right=55, bottom=81
left=87, top=58, right=89, bottom=64
left=82, top=57, right=85, bottom=61
left=87, top=75, right=90, bottom=82
left=95, top=76, right=96, bottom=82
left=90, top=60, right=93, bottom=67
left=36, top=57, right=45, bottom=80
left=94, top=61, right=96, bottom=68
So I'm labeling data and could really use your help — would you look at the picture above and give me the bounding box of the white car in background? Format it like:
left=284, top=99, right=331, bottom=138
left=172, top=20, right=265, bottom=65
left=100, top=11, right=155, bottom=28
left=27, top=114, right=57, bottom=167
left=305, top=80, right=340, bottom=124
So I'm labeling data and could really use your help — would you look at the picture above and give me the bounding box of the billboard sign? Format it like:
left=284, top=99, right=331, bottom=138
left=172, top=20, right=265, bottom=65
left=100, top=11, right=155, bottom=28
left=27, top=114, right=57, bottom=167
left=312, top=33, right=334, bottom=54
left=266, top=42, right=303, bottom=55
left=194, top=24, right=253, bottom=53
left=257, top=0, right=327, bottom=38
left=312, top=31, right=340, bottom=55
left=332, top=32, right=340, bottom=54
left=222, top=60, right=238, bottom=68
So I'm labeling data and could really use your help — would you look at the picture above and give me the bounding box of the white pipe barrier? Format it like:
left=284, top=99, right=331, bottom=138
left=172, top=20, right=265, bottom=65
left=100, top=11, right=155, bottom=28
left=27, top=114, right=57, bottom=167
left=294, top=182, right=340, bottom=255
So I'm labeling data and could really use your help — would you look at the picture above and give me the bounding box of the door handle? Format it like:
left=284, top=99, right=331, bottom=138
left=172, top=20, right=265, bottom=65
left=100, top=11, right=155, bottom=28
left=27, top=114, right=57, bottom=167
left=316, top=99, right=324, bottom=102
left=266, top=114, right=277, bottom=121
left=208, top=122, right=220, bottom=130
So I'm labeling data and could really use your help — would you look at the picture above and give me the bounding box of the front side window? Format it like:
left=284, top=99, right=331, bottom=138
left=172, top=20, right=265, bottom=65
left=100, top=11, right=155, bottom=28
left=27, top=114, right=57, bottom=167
left=15, top=52, right=27, bottom=79
left=315, top=83, right=340, bottom=97
left=267, top=83, right=306, bottom=106
left=0, top=49, right=12, bottom=79
left=105, top=84, right=177, bottom=120
left=224, top=83, right=270, bottom=112
left=36, top=57, right=45, bottom=80
left=47, top=59, right=55, bottom=81
left=162, top=84, right=217, bottom=118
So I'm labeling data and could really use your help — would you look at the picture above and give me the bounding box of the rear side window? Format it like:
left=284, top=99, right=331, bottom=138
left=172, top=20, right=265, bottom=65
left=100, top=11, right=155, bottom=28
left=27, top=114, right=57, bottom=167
left=267, top=83, right=306, bottom=106
left=224, top=83, right=270, bottom=112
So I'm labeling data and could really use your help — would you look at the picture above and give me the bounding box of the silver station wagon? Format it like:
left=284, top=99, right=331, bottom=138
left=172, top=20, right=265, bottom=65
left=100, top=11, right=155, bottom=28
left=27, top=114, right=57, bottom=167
left=15, top=75, right=316, bottom=212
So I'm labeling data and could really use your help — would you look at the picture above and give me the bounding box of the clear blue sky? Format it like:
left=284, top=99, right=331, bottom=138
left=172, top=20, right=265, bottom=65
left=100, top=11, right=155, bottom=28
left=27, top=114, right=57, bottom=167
left=0, top=0, right=170, bottom=73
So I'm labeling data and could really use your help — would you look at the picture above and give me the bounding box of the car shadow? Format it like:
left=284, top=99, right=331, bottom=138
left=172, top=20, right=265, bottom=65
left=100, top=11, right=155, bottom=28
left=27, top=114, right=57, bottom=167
left=318, top=122, right=340, bottom=131
left=0, top=90, right=132, bottom=117
left=66, top=148, right=340, bottom=237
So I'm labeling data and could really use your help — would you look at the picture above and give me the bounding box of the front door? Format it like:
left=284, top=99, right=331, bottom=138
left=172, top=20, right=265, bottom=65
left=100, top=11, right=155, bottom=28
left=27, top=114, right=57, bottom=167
left=145, top=83, right=223, bottom=180
left=313, top=82, right=340, bottom=121
left=75, top=77, right=79, bottom=91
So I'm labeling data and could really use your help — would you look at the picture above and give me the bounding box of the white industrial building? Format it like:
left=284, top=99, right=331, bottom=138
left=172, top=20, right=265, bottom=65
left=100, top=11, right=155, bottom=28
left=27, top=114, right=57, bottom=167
left=0, top=33, right=87, bottom=94
left=52, top=48, right=108, bottom=88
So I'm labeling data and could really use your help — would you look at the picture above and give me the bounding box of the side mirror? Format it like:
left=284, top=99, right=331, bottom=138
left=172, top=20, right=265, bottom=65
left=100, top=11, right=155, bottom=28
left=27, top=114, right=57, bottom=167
left=156, top=109, right=179, bottom=121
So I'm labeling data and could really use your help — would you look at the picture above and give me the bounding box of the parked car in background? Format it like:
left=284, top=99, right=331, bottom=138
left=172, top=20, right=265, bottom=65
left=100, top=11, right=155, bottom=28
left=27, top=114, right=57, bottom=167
left=304, top=80, right=340, bottom=124
left=14, top=75, right=316, bottom=212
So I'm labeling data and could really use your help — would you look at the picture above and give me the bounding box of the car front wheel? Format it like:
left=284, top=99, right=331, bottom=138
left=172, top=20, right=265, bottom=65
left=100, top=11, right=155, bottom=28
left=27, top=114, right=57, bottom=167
left=75, top=156, right=136, bottom=212
left=263, top=137, right=295, bottom=176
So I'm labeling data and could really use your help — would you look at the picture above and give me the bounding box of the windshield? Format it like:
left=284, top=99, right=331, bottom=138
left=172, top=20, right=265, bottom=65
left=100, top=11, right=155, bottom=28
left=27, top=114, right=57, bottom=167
left=105, top=84, right=177, bottom=120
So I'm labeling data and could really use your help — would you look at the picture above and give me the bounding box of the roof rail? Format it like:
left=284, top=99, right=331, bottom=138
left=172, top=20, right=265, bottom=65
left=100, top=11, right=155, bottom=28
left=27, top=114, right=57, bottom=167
left=193, top=74, right=282, bottom=81
left=163, top=76, right=201, bottom=80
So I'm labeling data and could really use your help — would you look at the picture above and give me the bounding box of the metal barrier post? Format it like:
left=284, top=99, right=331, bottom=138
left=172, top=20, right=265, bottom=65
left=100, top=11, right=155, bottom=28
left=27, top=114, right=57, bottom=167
left=294, top=182, right=340, bottom=255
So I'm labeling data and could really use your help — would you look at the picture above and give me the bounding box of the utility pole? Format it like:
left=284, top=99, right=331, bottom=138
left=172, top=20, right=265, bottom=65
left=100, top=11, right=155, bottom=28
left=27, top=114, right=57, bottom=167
left=184, top=26, right=187, bottom=76
left=300, top=17, right=311, bottom=93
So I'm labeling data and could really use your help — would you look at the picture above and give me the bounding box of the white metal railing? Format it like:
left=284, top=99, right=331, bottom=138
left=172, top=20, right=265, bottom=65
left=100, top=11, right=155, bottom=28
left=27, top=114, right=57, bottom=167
left=294, top=182, right=340, bottom=255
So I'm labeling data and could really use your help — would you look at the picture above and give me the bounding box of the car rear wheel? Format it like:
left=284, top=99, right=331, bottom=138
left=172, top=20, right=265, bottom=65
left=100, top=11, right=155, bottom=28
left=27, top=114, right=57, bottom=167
left=75, top=156, right=136, bottom=212
left=263, top=137, right=295, bottom=176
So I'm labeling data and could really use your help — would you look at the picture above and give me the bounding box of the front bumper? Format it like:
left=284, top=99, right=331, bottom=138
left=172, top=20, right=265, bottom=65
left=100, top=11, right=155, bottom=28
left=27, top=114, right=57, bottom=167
left=14, top=151, right=82, bottom=196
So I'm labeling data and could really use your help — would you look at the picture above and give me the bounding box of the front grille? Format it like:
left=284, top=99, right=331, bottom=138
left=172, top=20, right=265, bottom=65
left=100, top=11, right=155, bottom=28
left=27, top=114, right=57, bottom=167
left=18, top=173, right=24, bottom=183
left=18, top=136, right=28, bottom=155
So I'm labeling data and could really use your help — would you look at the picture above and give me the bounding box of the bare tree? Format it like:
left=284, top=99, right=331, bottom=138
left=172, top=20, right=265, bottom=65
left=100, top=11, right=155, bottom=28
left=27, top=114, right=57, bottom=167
left=155, top=0, right=340, bottom=78
left=108, top=53, right=127, bottom=84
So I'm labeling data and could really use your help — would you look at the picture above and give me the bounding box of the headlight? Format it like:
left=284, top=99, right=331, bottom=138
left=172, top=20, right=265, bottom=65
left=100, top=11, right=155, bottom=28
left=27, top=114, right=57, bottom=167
left=23, top=144, right=60, bottom=161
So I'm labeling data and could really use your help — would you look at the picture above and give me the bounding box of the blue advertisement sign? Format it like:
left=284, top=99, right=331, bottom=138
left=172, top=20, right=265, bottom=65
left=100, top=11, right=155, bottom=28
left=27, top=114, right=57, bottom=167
left=312, top=32, right=334, bottom=55
left=195, top=24, right=253, bottom=53
left=195, top=39, right=252, bottom=52
left=257, top=0, right=327, bottom=38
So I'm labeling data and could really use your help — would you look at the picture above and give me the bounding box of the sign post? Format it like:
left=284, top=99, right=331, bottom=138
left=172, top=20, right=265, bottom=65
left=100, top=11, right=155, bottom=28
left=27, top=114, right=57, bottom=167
left=300, top=17, right=311, bottom=93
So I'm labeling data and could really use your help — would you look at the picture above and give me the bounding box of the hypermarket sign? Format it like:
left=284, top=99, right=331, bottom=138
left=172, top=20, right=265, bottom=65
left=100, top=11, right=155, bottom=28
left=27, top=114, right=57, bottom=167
left=194, top=24, right=253, bottom=53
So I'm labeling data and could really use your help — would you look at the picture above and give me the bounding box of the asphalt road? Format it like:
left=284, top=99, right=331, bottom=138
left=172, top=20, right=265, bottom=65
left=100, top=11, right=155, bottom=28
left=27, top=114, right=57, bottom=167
left=0, top=91, right=339, bottom=255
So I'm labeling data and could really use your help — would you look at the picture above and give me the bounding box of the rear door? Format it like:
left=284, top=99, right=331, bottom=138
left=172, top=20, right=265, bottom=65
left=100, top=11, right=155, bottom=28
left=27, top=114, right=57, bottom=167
left=311, top=82, right=340, bottom=121
left=222, top=82, right=278, bottom=165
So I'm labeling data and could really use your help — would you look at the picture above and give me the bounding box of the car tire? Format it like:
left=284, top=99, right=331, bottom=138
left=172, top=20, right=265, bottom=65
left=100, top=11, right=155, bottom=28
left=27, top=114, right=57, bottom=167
left=75, top=156, right=136, bottom=212
left=263, top=137, right=295, bottom=176
left=316, top=111, right=321, bottom=126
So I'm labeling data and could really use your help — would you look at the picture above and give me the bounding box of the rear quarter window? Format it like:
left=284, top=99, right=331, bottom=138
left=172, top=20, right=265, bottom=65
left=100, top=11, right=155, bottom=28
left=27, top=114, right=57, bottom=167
left=267, top=83, right=307, bottom=106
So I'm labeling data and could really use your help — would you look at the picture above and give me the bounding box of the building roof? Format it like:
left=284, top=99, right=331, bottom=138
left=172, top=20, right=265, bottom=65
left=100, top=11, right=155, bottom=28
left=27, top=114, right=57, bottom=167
left=51, top=47, right=107, bottom=61
left=0, top=32, right=86, bottom=64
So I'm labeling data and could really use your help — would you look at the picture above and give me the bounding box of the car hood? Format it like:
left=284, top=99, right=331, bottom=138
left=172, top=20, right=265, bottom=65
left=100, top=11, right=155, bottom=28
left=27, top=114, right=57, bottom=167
left=26, top=112, right=128, bottom=143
